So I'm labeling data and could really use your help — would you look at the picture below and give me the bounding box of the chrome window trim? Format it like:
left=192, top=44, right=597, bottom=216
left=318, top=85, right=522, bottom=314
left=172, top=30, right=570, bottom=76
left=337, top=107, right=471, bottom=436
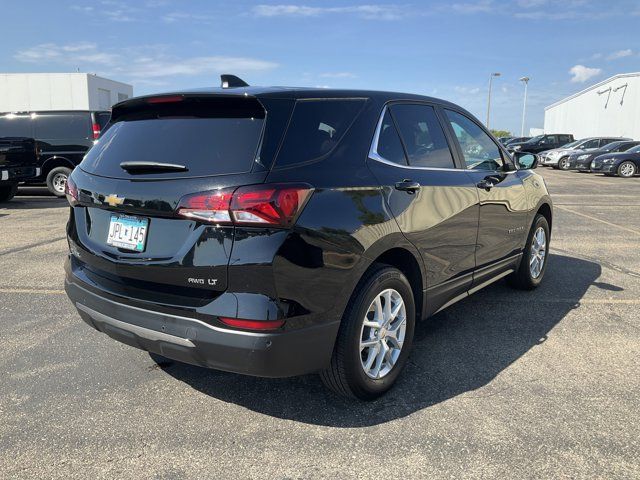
left=368, top=105, right=464, bottom=173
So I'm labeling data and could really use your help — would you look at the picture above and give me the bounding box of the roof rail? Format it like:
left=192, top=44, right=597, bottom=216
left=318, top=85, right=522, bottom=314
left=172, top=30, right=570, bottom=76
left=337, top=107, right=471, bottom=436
left=220, top=74, right=249, bottom=89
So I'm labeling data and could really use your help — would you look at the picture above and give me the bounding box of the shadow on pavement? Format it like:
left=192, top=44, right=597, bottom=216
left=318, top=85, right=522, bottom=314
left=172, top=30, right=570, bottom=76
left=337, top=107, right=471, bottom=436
left=155, top=253, right=603, bottom=427
left=2, top=188, right=65, bottom=210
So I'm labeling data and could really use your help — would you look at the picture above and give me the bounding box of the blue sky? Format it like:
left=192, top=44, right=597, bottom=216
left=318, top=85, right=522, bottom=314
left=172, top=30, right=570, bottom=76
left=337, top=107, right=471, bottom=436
left=3, top=0, right=640, bottom=134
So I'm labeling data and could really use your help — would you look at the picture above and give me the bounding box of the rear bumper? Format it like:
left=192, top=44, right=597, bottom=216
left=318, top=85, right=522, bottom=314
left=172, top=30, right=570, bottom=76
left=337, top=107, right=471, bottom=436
left=0, top=166, right=40, bottom=183
left=65, top=276, right=340, bottom=378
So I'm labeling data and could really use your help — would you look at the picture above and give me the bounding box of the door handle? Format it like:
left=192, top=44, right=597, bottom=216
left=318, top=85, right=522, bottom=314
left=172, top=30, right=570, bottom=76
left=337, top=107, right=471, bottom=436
left=395, top=180, right=420, bottom=193
left=476, top=178, right=494, bottom=190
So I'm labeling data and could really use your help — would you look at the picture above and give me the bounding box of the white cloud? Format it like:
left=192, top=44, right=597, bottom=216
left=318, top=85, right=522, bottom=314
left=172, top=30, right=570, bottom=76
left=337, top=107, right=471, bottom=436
left=607, top=49, right=633, bottom=60
left=454, top=86, right=481, bottom=95
left=252, top=4, right=407, bottom=20
left=569, top=64, right=602, bottom=83
left=120, top=56, right=278, bottom=79
left=319, top=72, right=357, bottom=78
left=14, top=42, right=278, bottom=82
left=15, top=43, right=119, bottom=66
left=451, top=1, right=494, bottom=14
left=162, top=12, right=215, bottom=23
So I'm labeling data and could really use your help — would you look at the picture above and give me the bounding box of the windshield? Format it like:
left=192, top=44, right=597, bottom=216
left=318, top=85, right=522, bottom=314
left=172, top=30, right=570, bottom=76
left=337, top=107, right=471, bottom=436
left=561, top=140, right=581, bottom=148
left=601, top=141, right=625, bottom=152
left=525, top=135, right=544, bottom=143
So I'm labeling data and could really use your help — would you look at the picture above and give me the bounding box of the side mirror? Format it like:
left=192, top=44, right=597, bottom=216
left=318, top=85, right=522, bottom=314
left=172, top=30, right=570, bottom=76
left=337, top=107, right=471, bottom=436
left=513, top=152, right=538, bottom=170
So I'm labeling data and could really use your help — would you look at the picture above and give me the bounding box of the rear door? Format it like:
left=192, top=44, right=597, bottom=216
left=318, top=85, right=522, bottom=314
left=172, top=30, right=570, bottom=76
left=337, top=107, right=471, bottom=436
left=367, top=102, right=479, bottom=314
left=442, top=109, right=529, bottom=282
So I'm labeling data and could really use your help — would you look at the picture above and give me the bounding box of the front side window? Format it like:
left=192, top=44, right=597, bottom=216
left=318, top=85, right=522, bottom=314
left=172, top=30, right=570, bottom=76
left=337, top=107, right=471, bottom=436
left=275, top=99, right=365, bottom=168
left=35, top=113, right=91, bottom=140
left=444, top=109, right=503, bottom=171
left=581, top=139, right=600, bottom=149
left=390, top=104, right=455, bottom=168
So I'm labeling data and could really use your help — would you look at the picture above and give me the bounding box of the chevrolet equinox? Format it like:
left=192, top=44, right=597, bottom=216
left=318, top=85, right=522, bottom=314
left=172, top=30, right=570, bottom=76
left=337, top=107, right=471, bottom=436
left=64, top=77, right=552, bottom=400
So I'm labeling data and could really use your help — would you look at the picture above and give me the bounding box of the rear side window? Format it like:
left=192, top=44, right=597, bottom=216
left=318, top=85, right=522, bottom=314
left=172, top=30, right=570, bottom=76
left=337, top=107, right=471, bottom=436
left=81, top=97, right=265, bottom=179
left=35, top=113, right=91, bottom=140
left=275, top=99, right=365, bottom=168
left=390, top=104, right=454, bottom=168
left=0, top=115, right=32, bottom=137
left=581, top=139, right=600, bottom=149
left=374, top=109, right=407, bottom=165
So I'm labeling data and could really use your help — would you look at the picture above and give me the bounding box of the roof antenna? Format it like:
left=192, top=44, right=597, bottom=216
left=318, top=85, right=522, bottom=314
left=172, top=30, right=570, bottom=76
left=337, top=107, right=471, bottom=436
left=221, top=74, right=249, bottom=89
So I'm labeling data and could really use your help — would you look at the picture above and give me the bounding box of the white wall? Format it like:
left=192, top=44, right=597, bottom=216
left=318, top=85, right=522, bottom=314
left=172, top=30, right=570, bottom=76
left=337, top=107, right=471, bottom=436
left=0, top=73, right=133, bottom=112
left=544, top=73, right=640, bottom=139
left=86, top=74, right=133, bottom=110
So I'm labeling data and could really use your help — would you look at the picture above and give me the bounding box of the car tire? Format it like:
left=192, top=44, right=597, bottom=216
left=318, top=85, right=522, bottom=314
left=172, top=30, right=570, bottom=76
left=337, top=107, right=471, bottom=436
left=617, top=161, right=636, bottom=178
left=507, top=214, right=550, bottom=290
left=558, top=157, right=570, bottom=170
left=46, top=167, right=73, bottom=197
left=320, top=265, right=416, bottom=400
left=0, top=183, right=18, bottom=202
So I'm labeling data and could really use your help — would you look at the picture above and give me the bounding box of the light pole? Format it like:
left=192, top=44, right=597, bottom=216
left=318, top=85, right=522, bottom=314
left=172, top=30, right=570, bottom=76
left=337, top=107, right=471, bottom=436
left=520, top=76, right=530, bottom=137
left=486, top=72, right=501, bottom=129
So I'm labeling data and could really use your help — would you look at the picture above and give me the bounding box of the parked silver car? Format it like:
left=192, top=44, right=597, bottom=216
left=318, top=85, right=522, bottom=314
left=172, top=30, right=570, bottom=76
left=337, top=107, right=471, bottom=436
left=542, top=137, right=630, bottom=169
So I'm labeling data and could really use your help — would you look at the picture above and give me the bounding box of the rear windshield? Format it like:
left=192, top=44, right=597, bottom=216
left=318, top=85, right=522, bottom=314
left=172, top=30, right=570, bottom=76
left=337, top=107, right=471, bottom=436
left=0, top=115, right=32, bottom=137
left=275, top=99, right=365, bottom=168
left=80, top=97, right=265, bottom=179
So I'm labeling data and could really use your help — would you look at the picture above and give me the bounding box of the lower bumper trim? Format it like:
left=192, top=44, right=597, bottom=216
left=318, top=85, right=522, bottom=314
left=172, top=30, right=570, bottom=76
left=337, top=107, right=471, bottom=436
left=76, top=302, right=195, bottom=348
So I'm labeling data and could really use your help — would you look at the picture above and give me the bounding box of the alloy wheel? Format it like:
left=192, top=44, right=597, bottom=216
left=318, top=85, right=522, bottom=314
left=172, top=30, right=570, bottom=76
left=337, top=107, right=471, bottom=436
left=529, top=227, right=547, bottom=279
left=619, top=162, right=635, bottom=177
left=359, top=288, right=407, bottom=379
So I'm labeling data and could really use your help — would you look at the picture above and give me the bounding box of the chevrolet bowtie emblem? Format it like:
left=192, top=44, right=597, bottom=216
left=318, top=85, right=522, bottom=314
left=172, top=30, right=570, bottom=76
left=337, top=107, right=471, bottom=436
left=105, top=194, right=125, bottom=207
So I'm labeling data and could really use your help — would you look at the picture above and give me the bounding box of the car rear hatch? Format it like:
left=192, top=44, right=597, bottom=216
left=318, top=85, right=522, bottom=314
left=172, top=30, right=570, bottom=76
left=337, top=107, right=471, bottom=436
left=67, top=93, right=293, bottom=308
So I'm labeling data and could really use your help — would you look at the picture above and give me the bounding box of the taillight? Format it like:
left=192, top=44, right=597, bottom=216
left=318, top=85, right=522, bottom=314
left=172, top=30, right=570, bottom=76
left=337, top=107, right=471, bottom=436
left=176, top=184, right=313, bottom=227
left=175, top=188, right=234, bottom=223
left=65, top=176, right=79, bottom=206
left=92, top=123, right=101, bottom=139
left=219, top=317, right=285, bottom=331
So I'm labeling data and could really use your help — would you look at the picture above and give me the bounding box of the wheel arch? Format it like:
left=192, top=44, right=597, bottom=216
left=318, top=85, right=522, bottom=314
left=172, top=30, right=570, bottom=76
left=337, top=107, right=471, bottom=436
left=41, top=156, right=75, bottom=176
left=536, top=202, right=553, bottom=232
left=365, top=246, right=425, bottom=322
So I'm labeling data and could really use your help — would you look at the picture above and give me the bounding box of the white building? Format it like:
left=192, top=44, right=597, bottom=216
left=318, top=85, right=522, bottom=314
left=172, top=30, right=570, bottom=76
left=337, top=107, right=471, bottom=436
left=544, top=72, right=640, bottom=139
left=0, top=73, right=133, bottom=112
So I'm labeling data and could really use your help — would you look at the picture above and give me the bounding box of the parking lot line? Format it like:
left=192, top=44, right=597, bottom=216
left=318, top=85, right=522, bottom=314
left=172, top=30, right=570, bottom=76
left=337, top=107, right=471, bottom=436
left=555, top=205, right=640, bottom=236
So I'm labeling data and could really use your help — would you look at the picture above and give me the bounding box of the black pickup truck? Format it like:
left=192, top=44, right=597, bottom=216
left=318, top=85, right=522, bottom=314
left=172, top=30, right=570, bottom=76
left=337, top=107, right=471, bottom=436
left=0, top=136, right=40, bottom=202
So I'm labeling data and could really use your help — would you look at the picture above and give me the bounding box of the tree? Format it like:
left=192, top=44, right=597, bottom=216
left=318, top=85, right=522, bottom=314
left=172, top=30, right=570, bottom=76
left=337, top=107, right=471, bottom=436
left=490, top=129, right=512, bottom=138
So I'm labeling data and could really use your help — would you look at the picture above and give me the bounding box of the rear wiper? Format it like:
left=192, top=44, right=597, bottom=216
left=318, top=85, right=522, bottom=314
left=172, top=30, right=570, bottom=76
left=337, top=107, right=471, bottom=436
left=120, top=161, right=188, bottom=172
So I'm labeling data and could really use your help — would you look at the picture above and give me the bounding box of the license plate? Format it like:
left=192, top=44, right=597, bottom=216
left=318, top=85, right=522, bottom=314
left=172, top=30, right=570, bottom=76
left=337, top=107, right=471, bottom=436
left=107, top=214, right=149, bottom=252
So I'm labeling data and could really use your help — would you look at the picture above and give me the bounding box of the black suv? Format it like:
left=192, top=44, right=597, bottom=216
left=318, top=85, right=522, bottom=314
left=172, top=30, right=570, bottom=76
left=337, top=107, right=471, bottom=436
left=0, top=110, right=110, bottom=196
left=508, top=134, right=574, bottom=154
left=64, top=82, right=553, bottom=399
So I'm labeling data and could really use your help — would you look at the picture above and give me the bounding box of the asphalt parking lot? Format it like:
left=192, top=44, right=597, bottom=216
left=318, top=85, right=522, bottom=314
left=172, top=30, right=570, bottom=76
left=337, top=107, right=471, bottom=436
left=1, top=169, right=639, bottom=479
